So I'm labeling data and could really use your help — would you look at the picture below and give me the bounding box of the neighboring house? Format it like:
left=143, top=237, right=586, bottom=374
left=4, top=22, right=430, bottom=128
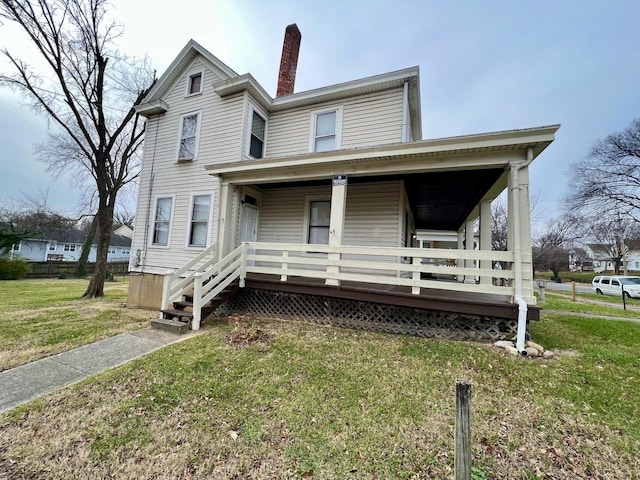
left=583, top=241, right=640, bottom=273
left=7, top=227, right=131, bottom=263
left=128, top=25, right=559, bottom=351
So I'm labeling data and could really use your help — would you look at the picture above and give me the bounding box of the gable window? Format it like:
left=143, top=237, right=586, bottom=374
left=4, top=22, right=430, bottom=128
left=177, top=112, right=201, bottom=161
left=311, top=107, right=342, bottom=153
left=249, top=111, right=266, bottom=159
left=64, top=244, right=76, bottom=252
left=307, top=200, right=331, bottom=244
left=152, top=197, right=173, bottom=246
left=188, top=194, right=212, bottom=247
left=186, top=71, right=203, bottom=95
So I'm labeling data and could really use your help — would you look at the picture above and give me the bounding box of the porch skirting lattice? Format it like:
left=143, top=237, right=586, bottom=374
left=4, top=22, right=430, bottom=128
left=210, top=288, right=519, bottom=341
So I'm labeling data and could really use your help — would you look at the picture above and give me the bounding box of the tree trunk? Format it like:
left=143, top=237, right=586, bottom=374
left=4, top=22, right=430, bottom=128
left=76, top=215, right=98, bottom=277
left=83, top=200, right=114, bottom=299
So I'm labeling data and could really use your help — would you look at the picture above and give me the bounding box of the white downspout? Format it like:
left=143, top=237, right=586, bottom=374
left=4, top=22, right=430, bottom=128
left=401, top=80, right=409, bottom=142
left=511, top=149, right=533, bottom=354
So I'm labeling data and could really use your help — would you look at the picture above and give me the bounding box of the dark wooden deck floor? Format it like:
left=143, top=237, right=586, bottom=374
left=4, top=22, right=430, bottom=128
left=244, top=273, right=540, bottom=321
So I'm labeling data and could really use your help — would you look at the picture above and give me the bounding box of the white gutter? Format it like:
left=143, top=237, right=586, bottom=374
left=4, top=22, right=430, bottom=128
left=511, top=148, right=534, bottom=354
left=401, top=80, right=409, bottom=142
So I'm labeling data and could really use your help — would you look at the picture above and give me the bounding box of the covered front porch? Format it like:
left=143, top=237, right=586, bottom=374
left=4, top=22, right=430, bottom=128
left=160, top=126, right=558, bottom=350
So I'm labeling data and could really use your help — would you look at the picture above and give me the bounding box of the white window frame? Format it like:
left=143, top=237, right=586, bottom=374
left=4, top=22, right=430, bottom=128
left=185, top=192, right=214, bottom=248
left=11, top=242, right=21, bottom=252
left=246, top=106, right=268, bottom=159
left=185, top=69, right=205, bottom=96
left=64, top=244, right=76, bottom=252
left=150, top=195, right=175, bottom=248
left=302, top=195, right=331, bottom=245
left=108, top=246, right=117, bottom=254
left=309, top=106, right=343, bottom=153
left=176, top=111, right=202, bottom=162
left=121, top=248, right=130, bottom=255
left=49, top=243, right=57, bottom=251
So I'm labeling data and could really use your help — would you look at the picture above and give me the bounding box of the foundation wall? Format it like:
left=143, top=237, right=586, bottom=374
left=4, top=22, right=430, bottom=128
left=127, top=272, right=164, bottom=310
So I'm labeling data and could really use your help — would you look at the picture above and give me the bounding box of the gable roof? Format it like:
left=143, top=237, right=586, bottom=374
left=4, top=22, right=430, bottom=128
left=136, top=39, right=238, bottom=115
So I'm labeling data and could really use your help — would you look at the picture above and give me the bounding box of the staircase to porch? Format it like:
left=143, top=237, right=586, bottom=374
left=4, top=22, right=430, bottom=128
left=152, top=243, right=244, bottom=334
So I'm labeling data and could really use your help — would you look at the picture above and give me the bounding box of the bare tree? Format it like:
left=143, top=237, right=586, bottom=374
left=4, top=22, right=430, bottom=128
left=532, top=215, right=577, bottom=280
left=566, top=118, right=640, bottom=222
left=0, top=0, right=155, bottom=298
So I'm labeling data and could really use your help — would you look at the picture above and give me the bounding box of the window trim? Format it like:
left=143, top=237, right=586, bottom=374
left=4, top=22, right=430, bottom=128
left=11, top=242, right=21, bottom=252
left=309, top=106, right=343, bottom=153
left=246, top=106, right=268, bottom=159
left=176, top=111, right=202, bottom=162
left=185, top=192, right=214, bottom=249
left=150, top=194, right=175, bottom=248
left=185, top=69, right=205, bottom=96
left=63, top=244, right=76, bottom=252
left=303, top=195, right=331, bottom=245
left=48, top=242, right=57, bottom=251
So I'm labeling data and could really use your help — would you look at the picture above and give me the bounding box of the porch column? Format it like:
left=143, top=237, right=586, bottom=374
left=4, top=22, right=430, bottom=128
left=456, top=228, right=464, bottom=281
left=217, top=181, right=235, bottom=261
left=326, top=178, right=347, bottom=286
left=517, top=165, right=534, bottom=300
left=479, top=200, right=492, bottom=286
left=464, top=219, right=475, bottom=284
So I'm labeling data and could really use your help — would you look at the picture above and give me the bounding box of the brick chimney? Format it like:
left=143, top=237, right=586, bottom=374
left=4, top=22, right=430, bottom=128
left=276, top=24, right=302, bottom=97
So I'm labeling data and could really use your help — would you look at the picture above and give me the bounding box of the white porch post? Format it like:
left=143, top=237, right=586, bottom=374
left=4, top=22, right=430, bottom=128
left=326, top=179, right=347, bottom=286
left=464, top=219, right=475, bottom=284
left=456, top=228, right=464, bottom=281
left=217, top=181, right=235, bottom=261
left=517, top=164, right=534, bottom=301
left=479, top=200, right=492, bottom=286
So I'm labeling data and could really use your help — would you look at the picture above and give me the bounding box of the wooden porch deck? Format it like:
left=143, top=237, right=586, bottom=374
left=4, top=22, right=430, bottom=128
left=244, top=273, right=540, bottom=321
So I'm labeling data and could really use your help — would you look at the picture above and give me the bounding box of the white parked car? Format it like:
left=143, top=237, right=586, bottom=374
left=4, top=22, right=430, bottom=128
left=592, top=275, right=640, bottom=298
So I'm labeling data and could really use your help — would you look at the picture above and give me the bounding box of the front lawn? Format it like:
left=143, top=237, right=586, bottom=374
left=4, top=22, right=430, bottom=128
left=1, top=306, right=639, bottom=479
left=0, top=278, right=154, bottom=371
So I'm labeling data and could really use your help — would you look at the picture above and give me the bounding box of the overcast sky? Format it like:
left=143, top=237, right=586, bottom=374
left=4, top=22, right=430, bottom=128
left=1, top=0, right=639, bottom=232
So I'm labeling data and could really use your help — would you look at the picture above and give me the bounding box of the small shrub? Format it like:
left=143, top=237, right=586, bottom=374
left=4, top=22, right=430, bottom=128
left=0, top=257, right=30, bottom=280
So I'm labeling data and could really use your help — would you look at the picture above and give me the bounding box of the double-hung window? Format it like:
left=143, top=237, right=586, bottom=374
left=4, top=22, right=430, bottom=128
left=249, top=111, right=266, bottom=159
left=307, top=200, right=331, bottom=244
left=177, top=112, right=201, bottom=161
left=311, top=107, right=342, bottom=152
left=188, top=194, right=212, bottom=247
left=152, top=197, right=173, bottom=246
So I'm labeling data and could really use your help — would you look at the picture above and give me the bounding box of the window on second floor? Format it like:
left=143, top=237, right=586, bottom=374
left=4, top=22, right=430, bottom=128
left=177, top=112, right=201, bottom=161
left=249, top=110, right=266, bottom=159
left=188, top=194, right=212, bottom=247
left=311, top=107, right=342, bottom=153
left=152, top=196, right=173, bottom=246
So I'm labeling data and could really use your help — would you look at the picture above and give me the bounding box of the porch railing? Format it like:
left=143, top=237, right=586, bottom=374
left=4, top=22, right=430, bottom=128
left=162, top=241, right=524, bottom=330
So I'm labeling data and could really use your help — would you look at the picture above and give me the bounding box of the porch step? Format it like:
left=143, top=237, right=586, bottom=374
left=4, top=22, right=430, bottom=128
left=151, top=317, right=190, bottom=334
left=160, top=308, right=194, bottom=321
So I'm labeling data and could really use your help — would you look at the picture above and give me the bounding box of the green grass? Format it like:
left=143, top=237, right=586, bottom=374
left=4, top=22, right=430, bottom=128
left=542, top=291, right=640, bottom=318
left=1, top=312, right=640, bottom=479
left=0, top=278, right=154, bottom=371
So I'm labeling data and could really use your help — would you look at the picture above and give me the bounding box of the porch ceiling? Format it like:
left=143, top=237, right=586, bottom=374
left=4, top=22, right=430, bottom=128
left=261, top=168, right=504, bottom=231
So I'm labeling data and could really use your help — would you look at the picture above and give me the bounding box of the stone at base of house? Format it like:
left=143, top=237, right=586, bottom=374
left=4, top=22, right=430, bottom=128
left=494, top=339, right=554, bottom=358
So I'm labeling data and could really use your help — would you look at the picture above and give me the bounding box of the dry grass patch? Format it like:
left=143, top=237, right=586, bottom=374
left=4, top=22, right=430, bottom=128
left=0, top=278, right=154, bottom=371
left=1, top=315, right=640, bottom=479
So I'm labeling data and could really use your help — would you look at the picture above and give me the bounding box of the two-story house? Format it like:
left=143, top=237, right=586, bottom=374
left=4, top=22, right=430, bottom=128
left=128, top=25, right=559, bottom=353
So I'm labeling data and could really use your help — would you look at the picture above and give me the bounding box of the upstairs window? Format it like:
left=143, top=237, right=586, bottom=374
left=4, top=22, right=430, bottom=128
left=311, top=108, right=342, bottom=152
left=188, top=194, right=212, bottom=247
left=177, top=112, right=201, bottom=161
left=152, top=197, right=173, bottom=246
left=249, top=111, right=266, bottom=159
left=307, top=200, right=331, bottom=244
left=187, top=71, right=203, bottom=95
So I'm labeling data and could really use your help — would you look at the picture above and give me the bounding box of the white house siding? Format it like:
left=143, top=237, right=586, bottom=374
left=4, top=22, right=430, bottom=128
left=256, top=181, right=402, bottom=274
left=265, top=88, right=404, bottom=158
left=131, top=57, right=244, bottom=274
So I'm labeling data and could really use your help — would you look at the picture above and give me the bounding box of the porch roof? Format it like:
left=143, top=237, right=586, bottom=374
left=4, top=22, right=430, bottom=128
left=205, top=125, right=559, bottom=231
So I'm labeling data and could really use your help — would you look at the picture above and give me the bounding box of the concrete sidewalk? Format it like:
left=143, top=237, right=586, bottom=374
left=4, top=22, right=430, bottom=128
left=0, top=327, right=205, bottom=414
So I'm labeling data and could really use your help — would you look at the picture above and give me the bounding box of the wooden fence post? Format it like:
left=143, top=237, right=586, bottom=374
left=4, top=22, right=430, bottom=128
left=455, top=379, right=472, bottom=480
